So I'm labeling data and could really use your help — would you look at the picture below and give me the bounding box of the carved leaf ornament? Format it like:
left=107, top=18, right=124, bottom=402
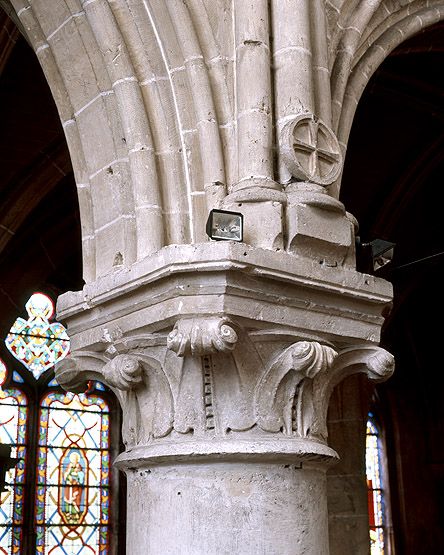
left=255, top=341, right=338, bottom=435
left=167, top=317, right=238, bottom=356
left=55, top=315, right=394, bottom=447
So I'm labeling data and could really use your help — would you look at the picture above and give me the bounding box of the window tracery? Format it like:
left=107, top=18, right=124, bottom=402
left=5, top=293, right=70, bottom=379
left=0, top=358, right=27, bottom=554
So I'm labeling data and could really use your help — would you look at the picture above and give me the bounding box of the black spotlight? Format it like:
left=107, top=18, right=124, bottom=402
left=357, top=238, right=396, bottom=274
left=205, top=209, right=243, bottom=242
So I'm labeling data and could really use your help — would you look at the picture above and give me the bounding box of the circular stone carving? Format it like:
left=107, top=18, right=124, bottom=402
left=281, top=114, right=343, bottom=186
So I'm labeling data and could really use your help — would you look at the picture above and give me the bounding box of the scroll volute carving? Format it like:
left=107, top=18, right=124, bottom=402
left=309, top=344, right=395, bottom=441
left=254, top=341, right=338, bottom=436
left=55, top=328, right=394, bottom=448
left=55, top=351, right=174, bottom=447
left=167, top=317, right=238, bottom=356
left=252, top=340, right=394, bottom=442
left=56, top=351, right=109, bottom=393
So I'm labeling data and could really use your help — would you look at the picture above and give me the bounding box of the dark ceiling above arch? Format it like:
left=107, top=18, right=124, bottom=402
left=0, top=10, right=82, bottom=369
left=341, top=21, right=444, bottom=274
left=340, top=21, right=444, bottom=555
left=340, top=21, right=444, bottom=337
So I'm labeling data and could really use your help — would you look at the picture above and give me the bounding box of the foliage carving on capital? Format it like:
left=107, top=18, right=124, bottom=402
left=56, top=352, right=109, bottom=393
left=366, top=348, right=395, bottom=380
left=310, top=344, right=395, bottom=441
left=55, top=333, right=394, bottom=449
left=101, top=355, right=144, bottom=390
left=254, top=341, right=338, bottom=435
left=167, top=317, right=238, bottom=357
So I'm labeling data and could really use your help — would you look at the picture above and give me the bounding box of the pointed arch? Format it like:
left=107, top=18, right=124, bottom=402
left=4, top=0, right=233, bottom=279
left=327, top=1, right=444, bottom=197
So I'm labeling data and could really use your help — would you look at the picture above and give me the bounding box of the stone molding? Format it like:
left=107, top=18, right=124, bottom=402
left=54, top=240, right=394, bottom=467
left=56, top=243, right=393, bottom=351
left=8, top=0, right=444, bottom=279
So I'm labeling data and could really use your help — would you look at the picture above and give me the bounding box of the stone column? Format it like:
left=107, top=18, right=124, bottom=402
left=55, top=243, right=393, bottom=555
left=221, top=1, right=285, bottom=252
left=327, top=375, right=372, bottom=555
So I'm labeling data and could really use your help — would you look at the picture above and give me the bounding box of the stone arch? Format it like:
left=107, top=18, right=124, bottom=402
left=4, top=0, right=231, bottom=281
left=336, top=20, right=444, bottom=551
left=327, top=0, right=444, bottom=196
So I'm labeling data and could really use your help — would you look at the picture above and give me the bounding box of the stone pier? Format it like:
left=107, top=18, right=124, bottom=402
left=56, top=243, right=393, bottom=554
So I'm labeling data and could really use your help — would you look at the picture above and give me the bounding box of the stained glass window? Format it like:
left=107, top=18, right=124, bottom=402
left=0, top=293, right=117, bottom=554
left=5, top=293, right=70, bottom=379
left=366, top=415, right=386, bottom=555
left=0, top=358, right=27, bottom=555
left=36, top=391, right=110, bottom=554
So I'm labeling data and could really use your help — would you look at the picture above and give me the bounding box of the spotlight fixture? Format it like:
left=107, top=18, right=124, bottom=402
left=357, top=238, right=396, bottom=274
left=205, top=209, right=243, bottom=242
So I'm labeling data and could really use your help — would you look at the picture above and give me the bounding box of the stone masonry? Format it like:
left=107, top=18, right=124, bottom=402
left=3, top=1, right=443, bottom=553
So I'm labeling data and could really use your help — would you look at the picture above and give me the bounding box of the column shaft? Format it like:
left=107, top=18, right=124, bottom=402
left=124, top=461, right=329, bottom=555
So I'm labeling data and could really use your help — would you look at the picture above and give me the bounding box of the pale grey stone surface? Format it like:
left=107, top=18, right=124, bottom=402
left=3, top=0, right=440, bottom=552
left=125, top=462, right=330, bottom=555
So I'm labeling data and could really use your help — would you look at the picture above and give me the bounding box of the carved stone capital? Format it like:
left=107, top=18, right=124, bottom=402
left=101, top=354, right=144, bottom=390
left=310, top=344, right=395, bottom=440
left=56, top=351, right=108, bottom=393
left=56, top=350, right=173, bottom=446
left=56, top=326, right=394, bottom=463
left=54, top=243, right=394, bottom=464
left=167, top=317, right=238, bottom=356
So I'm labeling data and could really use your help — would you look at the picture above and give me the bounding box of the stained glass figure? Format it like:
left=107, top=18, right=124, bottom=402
left=5, top=293, right=70, bottom=379
left=0, top=358, right=27, bottom=555
left=36, top=391, right=110, bottom=554
left=366, top=416, right=385, bottom=555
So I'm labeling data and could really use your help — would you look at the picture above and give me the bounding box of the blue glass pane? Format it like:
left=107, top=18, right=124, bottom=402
left=12, top=371, right=24, bottom=384
left=0, top=378, right=28, bottom=554
left=5, top=293, right=70, bottom=379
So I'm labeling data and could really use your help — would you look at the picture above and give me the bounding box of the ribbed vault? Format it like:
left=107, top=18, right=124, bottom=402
left=0, top=2, right=443, bottom=553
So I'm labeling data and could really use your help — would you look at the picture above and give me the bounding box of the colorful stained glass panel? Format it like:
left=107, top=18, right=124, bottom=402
left=366, top=418, right=385, bottom=555
left=0, top=359, right=27, bottom=555
left=36, top=391, right=110, bottom=555
left=5, top=293, right=70, bottom=379
left=0, top=361, right=6, bottom=386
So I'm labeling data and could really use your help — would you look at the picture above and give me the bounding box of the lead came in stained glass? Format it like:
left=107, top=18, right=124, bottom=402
left=5, top=293, right=70, bottom=379
left=36, top=391, right=110, bottom=554
left=0, top=358, right=27, bottom=555
left=366, top=416, right=385, bottom=555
